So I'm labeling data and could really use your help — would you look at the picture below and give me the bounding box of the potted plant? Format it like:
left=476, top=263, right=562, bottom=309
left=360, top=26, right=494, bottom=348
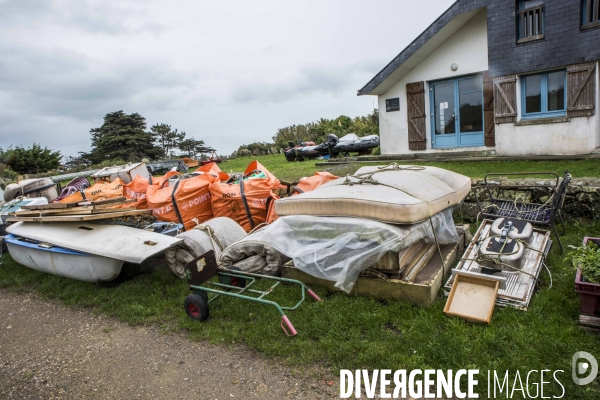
left=571, top=237, right=600, bottom=314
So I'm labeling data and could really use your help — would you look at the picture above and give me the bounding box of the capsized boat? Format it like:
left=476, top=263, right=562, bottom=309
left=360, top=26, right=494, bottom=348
left=4, top=234, right=124, bottom=283
left=6, top=222, right=183, bottom=264
left=4, top=178, right=58, bottom=202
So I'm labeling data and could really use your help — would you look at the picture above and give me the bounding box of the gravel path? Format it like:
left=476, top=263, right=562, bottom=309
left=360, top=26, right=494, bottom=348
left=0, top=289, right=339, bottom=399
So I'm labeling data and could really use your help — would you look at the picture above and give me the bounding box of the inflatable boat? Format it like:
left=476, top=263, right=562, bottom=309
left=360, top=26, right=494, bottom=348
left=284, top=134, right=380, bottom=161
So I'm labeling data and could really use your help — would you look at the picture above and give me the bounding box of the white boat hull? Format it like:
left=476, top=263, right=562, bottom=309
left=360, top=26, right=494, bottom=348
left=5, top=235, right=124, bottom=282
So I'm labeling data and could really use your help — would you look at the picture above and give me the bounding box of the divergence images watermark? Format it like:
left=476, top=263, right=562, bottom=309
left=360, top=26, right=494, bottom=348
left=340, top=353, right=597, bottom=399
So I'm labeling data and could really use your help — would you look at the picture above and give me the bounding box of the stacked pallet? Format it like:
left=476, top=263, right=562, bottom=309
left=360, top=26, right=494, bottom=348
left=7, top=197, right=152, bottom=222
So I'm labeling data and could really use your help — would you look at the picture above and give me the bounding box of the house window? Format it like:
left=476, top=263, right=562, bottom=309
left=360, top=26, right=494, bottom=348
left=517, top=0, right=545, bottom=43
left=521, top=70, right=566, bottom=118
left=582, top=0, right=600, bottom=29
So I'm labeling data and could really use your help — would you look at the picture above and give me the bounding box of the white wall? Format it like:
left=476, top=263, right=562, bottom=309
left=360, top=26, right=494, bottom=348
left=378, top=9, right=489, bottom=155
left=597, top=62, right=600, bottom=150
left=495, top=61, right=599, bottom=156
left=495, top=117, right=597, bottom=155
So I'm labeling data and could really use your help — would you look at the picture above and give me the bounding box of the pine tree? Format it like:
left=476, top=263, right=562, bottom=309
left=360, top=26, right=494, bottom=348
left=4, top=144, right=61, bottom=174
left=150, top=123, right=186, bottom=158
left=86, top=111, right=162, bottom=163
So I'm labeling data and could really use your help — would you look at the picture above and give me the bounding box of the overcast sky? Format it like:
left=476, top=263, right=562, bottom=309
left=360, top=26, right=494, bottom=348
left=0, top=0, right=455, bottom=158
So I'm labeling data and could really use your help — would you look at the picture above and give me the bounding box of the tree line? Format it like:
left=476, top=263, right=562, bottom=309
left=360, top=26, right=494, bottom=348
left=231, top=110, right=379, bottom=158
left=1, top=109, right=379, bottom=176
left=80, top=110, right=212, bottom=165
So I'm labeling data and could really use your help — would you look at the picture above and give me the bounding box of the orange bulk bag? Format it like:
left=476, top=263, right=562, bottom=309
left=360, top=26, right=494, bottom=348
left=146, top=172, right=216, bottom=231
left=293, top=172, right=338, bottom=194
left=59, top=178, right=125, bottom=204
left=123, top=175, right=153, bottom=209
left=209, top=161, right=280, bottom=232
left=84, top=178, right=125, bottom=202
left=59, top=191, right=84, bottom=204
left=266, top=172, right=338, bottom=223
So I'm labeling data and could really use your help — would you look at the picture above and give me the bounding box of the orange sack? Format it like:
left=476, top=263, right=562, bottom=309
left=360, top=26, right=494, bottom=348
left=60, top=178, right=125, bottom=204
left=146, top=164, right=225, bottom=231
left=123, top=175, right=152, bottom=209
left=293, top=172, right=338, bottom=194
left=267, top=172, right=338, bottom=223
left=209, top=161, right=280, bottom=232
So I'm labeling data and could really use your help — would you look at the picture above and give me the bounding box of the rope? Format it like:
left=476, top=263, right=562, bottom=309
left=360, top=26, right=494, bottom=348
left=459, top=233, right=551, bottom=285
left=340, top=163, right=446, bottom=267
left=194, top=223, right=225, bottom=252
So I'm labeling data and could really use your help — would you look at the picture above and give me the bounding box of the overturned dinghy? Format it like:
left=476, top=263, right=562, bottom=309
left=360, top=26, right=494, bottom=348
left=6, top=222, right=183, bottom=282
left=6, top=222, right=182, bottom=263
left=275, top=164, right=470, bottom=224
left=4, top=178, right=58, bottom=202
left=5, top=234, right=124, bottom=283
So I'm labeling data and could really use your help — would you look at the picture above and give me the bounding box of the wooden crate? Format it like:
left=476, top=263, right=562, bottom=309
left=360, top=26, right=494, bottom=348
left=281, top=225, right=469, bottom=307
left=443, top=273, right=499, bottom=324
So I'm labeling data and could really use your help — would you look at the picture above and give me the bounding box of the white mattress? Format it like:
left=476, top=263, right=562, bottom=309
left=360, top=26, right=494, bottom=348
left=274, top=165, right=470, bottom=224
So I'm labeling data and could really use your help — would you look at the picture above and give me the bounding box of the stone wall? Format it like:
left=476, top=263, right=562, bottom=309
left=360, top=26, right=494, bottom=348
left=460, top=177, right=600, bottom=221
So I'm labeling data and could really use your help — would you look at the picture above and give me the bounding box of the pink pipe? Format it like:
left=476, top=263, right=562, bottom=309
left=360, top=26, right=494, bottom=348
left=281, top=315, right=297, bottom=336
left=307, top=289, right=322, bottom=302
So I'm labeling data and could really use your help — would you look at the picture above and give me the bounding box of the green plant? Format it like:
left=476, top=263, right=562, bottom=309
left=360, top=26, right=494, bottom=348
left=568, top=241, right=600, bottom=283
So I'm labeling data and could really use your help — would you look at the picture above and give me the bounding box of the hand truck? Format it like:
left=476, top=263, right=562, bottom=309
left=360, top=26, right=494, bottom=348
left=183, top=250, right=321, bottom=336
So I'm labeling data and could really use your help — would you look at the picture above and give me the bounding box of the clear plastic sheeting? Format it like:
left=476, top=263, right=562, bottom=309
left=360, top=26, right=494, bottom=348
left=260, top=208, right=458, bottom=293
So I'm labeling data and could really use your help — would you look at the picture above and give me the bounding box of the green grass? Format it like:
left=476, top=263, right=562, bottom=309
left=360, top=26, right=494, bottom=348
left=219, top=154, right=600, bottom=181
left=3, top=155, right=600, bottom=398
left=2, top=222, right=599, bottom=398
left=218, top=154, right=320, bottom=181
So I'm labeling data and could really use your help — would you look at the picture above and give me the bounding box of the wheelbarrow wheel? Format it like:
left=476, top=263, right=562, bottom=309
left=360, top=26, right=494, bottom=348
left=184, top=294, right=209, bottom=322
left=218, top=267, right=247, bottom=289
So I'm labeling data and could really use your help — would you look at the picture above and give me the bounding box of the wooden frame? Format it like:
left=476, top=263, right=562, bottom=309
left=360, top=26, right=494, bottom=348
left=444, top=273, right=499, bottom=324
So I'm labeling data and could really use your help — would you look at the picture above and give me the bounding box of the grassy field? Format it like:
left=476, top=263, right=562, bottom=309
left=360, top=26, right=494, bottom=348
left=2, top=155, right=600, bottom=398
left=219, top=154, right=600, bottom=181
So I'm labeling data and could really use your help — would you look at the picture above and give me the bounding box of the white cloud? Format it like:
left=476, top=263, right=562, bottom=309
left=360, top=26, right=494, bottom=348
left=0, top=0, right=455, bottom=157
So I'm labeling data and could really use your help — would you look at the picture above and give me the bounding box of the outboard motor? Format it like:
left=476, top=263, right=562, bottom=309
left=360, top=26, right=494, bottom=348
left=326, top=134, right=339, bottom=148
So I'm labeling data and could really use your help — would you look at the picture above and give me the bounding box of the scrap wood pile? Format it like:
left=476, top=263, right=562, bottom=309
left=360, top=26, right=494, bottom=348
left=6, top=197, right=149, bottom=222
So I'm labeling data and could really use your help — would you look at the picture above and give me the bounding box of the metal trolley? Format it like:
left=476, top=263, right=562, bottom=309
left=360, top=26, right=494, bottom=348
left=183, top=250, right=321, bottom=336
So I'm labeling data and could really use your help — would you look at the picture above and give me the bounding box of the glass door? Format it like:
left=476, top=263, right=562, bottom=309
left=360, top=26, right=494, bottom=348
left=430, top=75, right=484, bottom=148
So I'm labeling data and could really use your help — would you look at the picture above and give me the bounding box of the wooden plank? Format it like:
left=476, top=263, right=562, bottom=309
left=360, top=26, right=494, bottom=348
left=13, top=206, right=137, bottom=217
left=580, top=314, right=600, bottom=328
left=20, top=202, right=75, bottom=210
left=78, top=196, right=127, bottom=206
left=6, top=209, right=151, bottom=222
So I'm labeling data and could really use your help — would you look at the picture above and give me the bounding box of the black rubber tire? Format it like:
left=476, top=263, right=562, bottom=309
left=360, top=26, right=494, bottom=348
left=184, top=293, right=209, bottom=322
left=218, top=266, right=247, bottom=289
